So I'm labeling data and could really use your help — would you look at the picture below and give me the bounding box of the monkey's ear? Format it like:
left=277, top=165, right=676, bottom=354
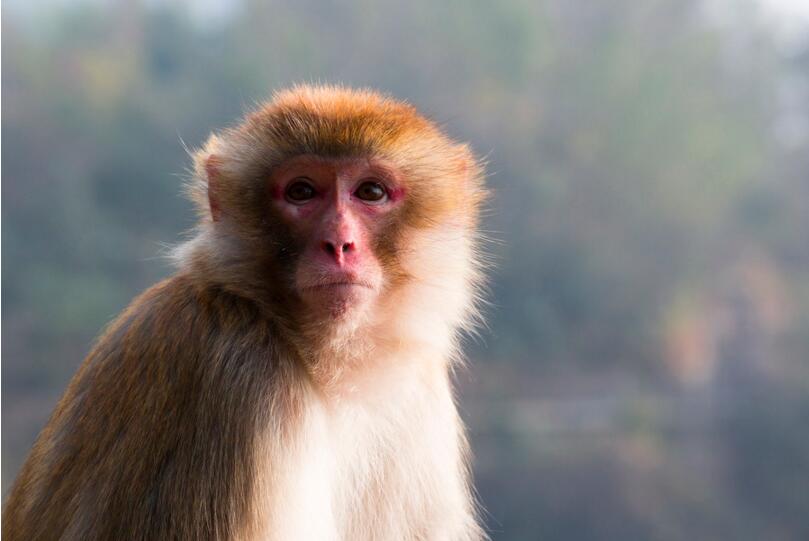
left=205, top=155, right=223, bottom=222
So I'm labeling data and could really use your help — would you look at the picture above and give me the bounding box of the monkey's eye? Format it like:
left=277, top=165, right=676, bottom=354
left=285, top=179, right=316, bottom=203
left=354, top=181, right=387, bottom=203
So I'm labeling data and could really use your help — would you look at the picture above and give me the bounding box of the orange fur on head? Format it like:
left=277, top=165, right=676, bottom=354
left=188, top=85, right=486, bottom=227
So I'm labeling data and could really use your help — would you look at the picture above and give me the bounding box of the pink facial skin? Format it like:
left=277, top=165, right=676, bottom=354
left=269, top=155, right=405, bottom=316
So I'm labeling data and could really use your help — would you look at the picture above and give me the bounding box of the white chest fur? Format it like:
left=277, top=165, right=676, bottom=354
left=254, top=367, right=475, bottom=541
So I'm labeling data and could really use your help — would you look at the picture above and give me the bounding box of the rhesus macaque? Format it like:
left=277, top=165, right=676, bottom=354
left=3, top=85, right=488, bottom=540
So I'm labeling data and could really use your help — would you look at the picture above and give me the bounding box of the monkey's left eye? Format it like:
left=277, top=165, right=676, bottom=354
left=354, top=181, right=387, bottom=203
left=286, top=179, right=316, bottom=203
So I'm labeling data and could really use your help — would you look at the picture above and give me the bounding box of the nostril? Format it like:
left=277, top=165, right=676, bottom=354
left=321, top=240, right=354, bottom=261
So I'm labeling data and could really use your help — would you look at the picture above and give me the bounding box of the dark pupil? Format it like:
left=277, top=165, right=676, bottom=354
left=287, top=181, right=314, bottom=201
left=357, top=182, right=385, bottom=201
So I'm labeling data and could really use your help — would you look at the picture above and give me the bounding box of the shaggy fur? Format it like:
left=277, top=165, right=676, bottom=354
left=3, top=85, right=488, bottom=541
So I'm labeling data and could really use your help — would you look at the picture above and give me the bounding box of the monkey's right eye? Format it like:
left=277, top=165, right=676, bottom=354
left=285, top=179, right=316, bottom=203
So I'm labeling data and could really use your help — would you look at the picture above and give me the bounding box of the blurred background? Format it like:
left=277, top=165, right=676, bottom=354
left=3, top=0, right=809, bottom=539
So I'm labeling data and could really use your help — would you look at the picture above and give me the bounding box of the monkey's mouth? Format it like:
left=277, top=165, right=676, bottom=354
left=303, top=281, right=372, bottom=291
left=299, top=281, right=375, bottom=315
left=296, top=270, right=380, bottom=310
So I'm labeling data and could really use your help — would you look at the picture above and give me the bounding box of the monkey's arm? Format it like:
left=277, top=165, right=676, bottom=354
left=3, top=276, right=282, bottom=541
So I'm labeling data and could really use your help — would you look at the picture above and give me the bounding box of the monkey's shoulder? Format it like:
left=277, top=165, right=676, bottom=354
left=5, top=275, right=281, bottom=541
left=110, top=273, right=271, bottom=338
left=79, top=274, right=282, bottom=386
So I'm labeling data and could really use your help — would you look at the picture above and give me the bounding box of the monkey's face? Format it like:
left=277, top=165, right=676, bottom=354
left=191, top=86, right=486, bottom=339
left=268, top=155, right=405, bottom=320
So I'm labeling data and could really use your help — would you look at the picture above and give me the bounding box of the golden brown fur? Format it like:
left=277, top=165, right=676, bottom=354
left=3, top=85, right=487, bottom=540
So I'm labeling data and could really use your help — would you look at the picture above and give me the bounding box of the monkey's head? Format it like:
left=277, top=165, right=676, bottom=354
left=180, top=85, right=486, bottom=350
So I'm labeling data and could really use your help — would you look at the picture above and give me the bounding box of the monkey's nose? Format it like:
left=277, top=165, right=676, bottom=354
left=321, top=240, right=355, bottom=265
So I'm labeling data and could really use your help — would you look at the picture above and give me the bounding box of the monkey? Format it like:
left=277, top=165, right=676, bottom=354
left=3, top=84, right=488, bottom=541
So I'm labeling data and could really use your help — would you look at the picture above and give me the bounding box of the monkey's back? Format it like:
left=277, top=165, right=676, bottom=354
left=3, top=275, right=289, bottom=541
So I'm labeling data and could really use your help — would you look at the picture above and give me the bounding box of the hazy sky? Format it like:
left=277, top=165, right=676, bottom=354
left=5, top=0, right=809, bottom=24
left=765, top=0, right=809, bottom=19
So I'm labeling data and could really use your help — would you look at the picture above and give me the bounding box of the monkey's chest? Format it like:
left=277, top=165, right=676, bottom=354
left=339, top=407, right=461, bottom=539
left=263, top=391, right=463, bottom=540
